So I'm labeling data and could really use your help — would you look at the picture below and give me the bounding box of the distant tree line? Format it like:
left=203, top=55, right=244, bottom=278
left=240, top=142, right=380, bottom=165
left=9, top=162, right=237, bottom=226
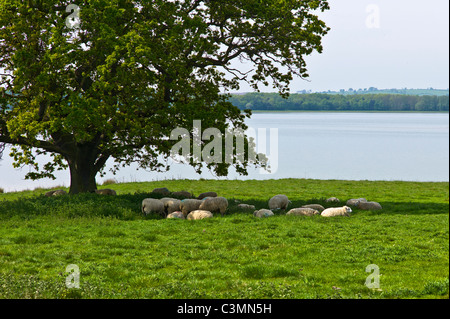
left=228, top=93, right=449, bottom=111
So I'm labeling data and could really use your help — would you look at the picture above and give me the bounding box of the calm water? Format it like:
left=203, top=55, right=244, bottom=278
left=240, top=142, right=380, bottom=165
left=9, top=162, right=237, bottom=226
left=0, top=112, right=448, bottom=192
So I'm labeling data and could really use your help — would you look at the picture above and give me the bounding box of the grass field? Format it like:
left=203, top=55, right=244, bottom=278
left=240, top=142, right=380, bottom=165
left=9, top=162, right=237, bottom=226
left=0, top=179, right=448, bottom=299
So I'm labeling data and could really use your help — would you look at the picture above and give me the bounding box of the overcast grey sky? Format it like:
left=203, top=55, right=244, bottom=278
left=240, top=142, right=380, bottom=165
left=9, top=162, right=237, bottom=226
left=233, top=0, right=449, bottom=93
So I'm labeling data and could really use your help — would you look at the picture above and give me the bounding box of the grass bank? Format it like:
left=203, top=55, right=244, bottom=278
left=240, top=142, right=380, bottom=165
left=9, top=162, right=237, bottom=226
left=0, top=179, right=448, bottom=299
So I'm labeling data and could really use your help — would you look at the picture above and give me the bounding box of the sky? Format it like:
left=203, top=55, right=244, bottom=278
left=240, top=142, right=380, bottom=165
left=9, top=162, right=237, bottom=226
left=232, top=0, right=450, bottom=93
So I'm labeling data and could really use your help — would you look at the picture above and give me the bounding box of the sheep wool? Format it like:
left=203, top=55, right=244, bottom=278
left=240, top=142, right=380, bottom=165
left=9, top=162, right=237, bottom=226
left=197, top=192, right=218, bottom=200
left=160, top=198, right=182, bottom=214
left=152, top=187, right=171, bottom=196
left=180, top=199, right=203, bottom=217
left=237, top=204, right=256, bottom=210
left=95, top=189, right=117, bottom=196
left=356, top=201, right=382, bottom=210
left=187, top=210, right=214, bottom=220
left=142, top=198, right=165, bottom=216
left=167, top=211, right=185, bottom=219
left=172, top=191, right=193, bottom=199
left=253, top=209, right=274, bottom=218
left=199, top=197, right=228, bottom=216
left=268, top=195, right=291, bottom=210
left=325, top=197, right=340, bottom=203
left=346, top=198, right=367, bottom=207
left=301, top=204, right=325, bottom=212
left=287, top=207, right=320, bottom=216
left=321, top=206, right=352, bottom=217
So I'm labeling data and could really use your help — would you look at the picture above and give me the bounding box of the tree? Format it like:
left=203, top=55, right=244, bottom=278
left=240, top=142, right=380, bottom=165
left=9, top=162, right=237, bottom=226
left=0, top=0, right=330, bottom=194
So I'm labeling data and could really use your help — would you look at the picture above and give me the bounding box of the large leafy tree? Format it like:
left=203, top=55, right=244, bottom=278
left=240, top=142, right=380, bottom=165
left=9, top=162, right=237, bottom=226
left=0, top=0, right=329, bottom=194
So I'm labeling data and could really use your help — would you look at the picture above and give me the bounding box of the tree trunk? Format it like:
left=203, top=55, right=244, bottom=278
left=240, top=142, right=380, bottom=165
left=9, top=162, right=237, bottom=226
left=66, top=145, right=101, bottom=194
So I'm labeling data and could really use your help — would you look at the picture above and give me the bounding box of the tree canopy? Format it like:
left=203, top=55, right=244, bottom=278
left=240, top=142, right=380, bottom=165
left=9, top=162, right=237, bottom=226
left=0, top=0, right=330, bottom=193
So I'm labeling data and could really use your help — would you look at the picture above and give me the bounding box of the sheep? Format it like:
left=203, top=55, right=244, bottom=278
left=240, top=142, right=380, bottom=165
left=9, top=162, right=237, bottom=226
left=346, top=198, right=367, bottom=207
left=301, top=204, right=325, bottom=212
left=180, top=199, right=203, bottom=217
left=268, top=194, right=291, bottom=210
left=95, top=189, right=117, bottom=196
left=172, top=191, right=193, bottom=199
left=253, top=209, right=274, bottom=218
left=325, top=197, right=340, bottom=203
left=321, top=206, right=352, bottom=217
left=187, top=210, right=214, bottom=220
left=199, top=197, right=228, bottom=216
left=142, top=198, right=165, bottom=216
left=197, top=192, right=218, bottom=200
left=356, top=201, right=382, bottom=210
left=287, top=207, right=320, bottom=216
left=160, top=197, right=182, bottom=215
left=152, top=187, right=171, bottom=196
left=45, top=189, right=67, bottom=197
left=237, top=203, right=256, bottom=210
left=167, top=211, right=185, bottom=219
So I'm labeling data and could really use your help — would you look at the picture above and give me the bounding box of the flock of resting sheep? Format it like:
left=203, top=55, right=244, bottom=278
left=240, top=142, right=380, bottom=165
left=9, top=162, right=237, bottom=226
left=44, top=187, right=383, bottom=220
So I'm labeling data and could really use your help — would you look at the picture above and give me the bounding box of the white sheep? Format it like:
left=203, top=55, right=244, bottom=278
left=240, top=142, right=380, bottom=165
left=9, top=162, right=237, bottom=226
left=197, top=192, right=218, bottom=200
left=180, top=199, right=203, bottom=217
left=253, top=209, right=274, bottom=218
left=321, top=206, right=352, bottom=217
left=167, top=211, right=185, bottom=219
left=95, top=189, right=117, bottom=196
left=268, top=194, right=291, bottom=210
left=346, top=198, right=367, bottom=207
left=325, top=197, right=340, bottom=203
left=287, top=207, right=320, bottom=216
left=142, top=198, right=165, bottom=216
left=301, top=204, right=325, bottom=212
left=160, top=197, right=182, bottom=214
left=199, top=197, right=228, bottom=216
left=237, top=204, right=256, bottom=210
left=356, top=201, right=382, bottom=210
left=187, top=210, right=214, bottom=220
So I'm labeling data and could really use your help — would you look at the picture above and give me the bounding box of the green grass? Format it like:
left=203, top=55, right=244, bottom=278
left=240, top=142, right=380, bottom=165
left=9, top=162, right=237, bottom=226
left=0, top=179, right=448, bottom=299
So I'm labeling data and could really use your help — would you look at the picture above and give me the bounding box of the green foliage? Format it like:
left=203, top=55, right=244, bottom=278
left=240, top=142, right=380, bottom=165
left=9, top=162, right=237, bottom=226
left=0, top=179, right=448, bottom=299
left=229, top=93, right=450, bottom=112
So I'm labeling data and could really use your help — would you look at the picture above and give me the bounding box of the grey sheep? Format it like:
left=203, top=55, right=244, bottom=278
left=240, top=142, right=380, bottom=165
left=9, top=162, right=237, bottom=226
left=199, top=197, right=228, bottom=216
left=172, top=191, right=193, bottom=198
left=287, top=207, right=320, bottom=216
left=142, top=198, right=165, bottom=216
left=237, top=203, right=256, bottom=210
left=152, top=187, right=171, bottom=196
left=356, top=201, right=382, bottom=210
left=268, top=194, right=291, bottom=210
left=160, top=197, right=182, bottom=214
left=180, top=199, right=203, bottom=217
left=325, top=197, right=340, bottom=203
left=253, top=209, right=274, bottom=218
left=187, top=210, right=214, bottom=220
left=301, top=204, right=325, bottom=212
left=95, top=189, right=117, bottom=196
left=346, top=198, right=367, bottom=207
left=321, top=206, right=352, bottom=217
left=167, top=211, right=185, bottom=219
left=197, top=192, right=218, bottom=200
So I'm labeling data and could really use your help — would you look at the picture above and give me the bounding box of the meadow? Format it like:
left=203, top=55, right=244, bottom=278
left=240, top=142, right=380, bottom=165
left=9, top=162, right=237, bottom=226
left=0, top=179, right=448, bottom=299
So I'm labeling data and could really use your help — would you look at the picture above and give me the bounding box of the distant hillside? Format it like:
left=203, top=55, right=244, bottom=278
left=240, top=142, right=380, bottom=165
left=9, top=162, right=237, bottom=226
left=229, top=92, right=449, bottom=112
left=298, top=88, right=449, bottom=96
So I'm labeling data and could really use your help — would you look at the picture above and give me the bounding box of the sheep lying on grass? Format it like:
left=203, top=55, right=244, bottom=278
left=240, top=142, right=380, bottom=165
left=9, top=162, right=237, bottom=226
left=346, top=198, right=367, bottom=207
left=180, top=199, right=203, bottom=217
left=325, top=197, right=340, bottom=203
left=287, top=208, right=320, bottom=216
left=321, top=206, right=352, bottom=217
left=253, top=209, right=274, bottom=218
left=152, top=187, right=171, bottom=196
left=95, top=189, right=117, bottom=196
left=237, top=204, right=256, bottom=210
left=167, top=211, right=185, bottom=219
left=45, top=190, right=67, bottom=197
left=160, top=198, right=182, bottom=215
left=199, top=197, right=228, bottom=216
left=268, top=195, right=291, bottom=210
left=197, top=192, right=218, bottom=200
left=301, top=204, right=325, bottom=212
left=142, top=198, right=165, bottom=217
left=172, top=191, right=193, bottom=199
left=356, top=201, right=382, bottom=210
left=187, top=210, right=213, bottom=220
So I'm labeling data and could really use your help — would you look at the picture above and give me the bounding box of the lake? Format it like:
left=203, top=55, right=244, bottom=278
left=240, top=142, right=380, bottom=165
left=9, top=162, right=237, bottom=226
left=0, top=112, right=448, bottom=192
